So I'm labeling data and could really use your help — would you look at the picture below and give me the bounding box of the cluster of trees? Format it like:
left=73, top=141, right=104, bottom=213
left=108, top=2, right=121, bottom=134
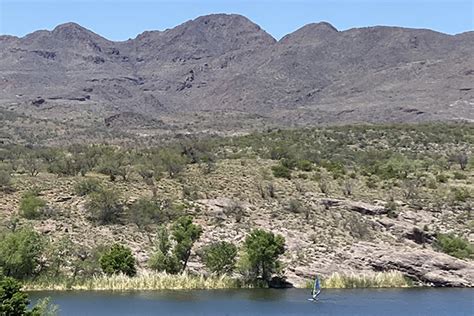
left=0, top=217, right=286, bottom=287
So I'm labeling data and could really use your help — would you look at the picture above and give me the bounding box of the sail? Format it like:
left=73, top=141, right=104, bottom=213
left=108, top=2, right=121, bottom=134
left=312, top=275, right=321, bottom=298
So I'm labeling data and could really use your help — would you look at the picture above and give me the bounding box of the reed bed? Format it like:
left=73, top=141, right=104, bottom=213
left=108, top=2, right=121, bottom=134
left=307, top=271, right=412, bottom=289
left=25, top=272, right=243, bottom=291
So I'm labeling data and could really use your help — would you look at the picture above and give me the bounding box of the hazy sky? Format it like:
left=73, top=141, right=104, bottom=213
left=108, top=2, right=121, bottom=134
left=1, top=0, right=473, bottom=40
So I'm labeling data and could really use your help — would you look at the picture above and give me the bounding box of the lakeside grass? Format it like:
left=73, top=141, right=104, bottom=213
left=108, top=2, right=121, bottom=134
left=307, top=271, right=412, bottom=289
left=24, top=272, right=244, bottom=291
left=25, top=270, right=413, bottom=291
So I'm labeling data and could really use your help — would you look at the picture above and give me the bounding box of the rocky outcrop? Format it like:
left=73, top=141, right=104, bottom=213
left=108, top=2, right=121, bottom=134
left=368, top=249, right=474, bottom=287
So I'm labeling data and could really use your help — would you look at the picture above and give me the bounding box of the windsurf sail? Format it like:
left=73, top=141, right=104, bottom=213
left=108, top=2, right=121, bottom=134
left=311, top=275, right=321, bottom=299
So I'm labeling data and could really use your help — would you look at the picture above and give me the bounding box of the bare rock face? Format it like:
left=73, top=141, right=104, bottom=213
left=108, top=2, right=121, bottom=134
left=348, top=201, right=387, bottom=215
left=368, top=249, right=474, bottom=287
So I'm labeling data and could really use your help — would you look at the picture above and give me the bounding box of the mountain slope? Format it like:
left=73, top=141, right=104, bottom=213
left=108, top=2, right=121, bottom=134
left=0, top=14, right=473, bottom=144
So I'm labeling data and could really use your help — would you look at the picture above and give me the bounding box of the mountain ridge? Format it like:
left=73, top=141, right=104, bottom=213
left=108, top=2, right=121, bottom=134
left=0, top=13, right=473, bottom=145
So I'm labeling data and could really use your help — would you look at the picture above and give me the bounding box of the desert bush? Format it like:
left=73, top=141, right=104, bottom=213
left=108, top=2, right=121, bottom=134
left=436, top=173, right=448, bottom=183
left=258, top=182, right=275, bottom=199
left=386, top=200, right=398, bottom=218
left=86, top=188, right=122, bottom=224
left=23, top=155, right=42, bottom=177
left=158, top=149, right=187, bottom=178
left=296, top=159, right=313, bottom=172
left=271, top=164, right=291, bottom=179
left=224, top=200, right=245, bottom=222
left=19, top=191, right=46, bottom=219
left=73, top=178, right=102, bottom=196
left=286, top=199, right=304, bottom=214
left=434, top=233, right=473, bottom=259
left=0, top=227, right=44, bottom=279
left=0, top=170, right=13, bottom=192
left=202, top=241, right=238, bottom=275
left=451, top=187, right=471, bottom=203
left=319, top=181, right=329, bottom=195
left=47, top=155, right=81, bottom=177
left=99, top=244, right=136, bottom=276
left=453, top=172, right=467, bottom=180
left=128, top=198, right=169, bottom=231
left=449, top=152, right=468, bottom=171
left=342, top=180, right=354, bottom=196
left=97, top=151, right=131, bottom=182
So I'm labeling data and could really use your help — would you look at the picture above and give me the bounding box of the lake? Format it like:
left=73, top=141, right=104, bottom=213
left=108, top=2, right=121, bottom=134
left=29, top=288, right=474, bottom=316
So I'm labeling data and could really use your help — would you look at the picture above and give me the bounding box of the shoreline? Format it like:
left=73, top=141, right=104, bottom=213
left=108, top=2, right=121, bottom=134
left=23, top=271, right=419, bottom=292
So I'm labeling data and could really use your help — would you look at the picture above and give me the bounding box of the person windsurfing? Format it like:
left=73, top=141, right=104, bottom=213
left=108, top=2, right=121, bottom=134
left=311, top=275, right=321, bottom=301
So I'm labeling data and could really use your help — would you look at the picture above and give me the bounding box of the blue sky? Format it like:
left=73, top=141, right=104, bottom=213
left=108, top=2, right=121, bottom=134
left=1, top=0, right=473, bottom=40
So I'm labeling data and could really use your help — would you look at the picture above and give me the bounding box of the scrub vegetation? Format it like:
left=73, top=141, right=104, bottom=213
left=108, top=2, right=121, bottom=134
left=0, top=123, right=472, bottom=291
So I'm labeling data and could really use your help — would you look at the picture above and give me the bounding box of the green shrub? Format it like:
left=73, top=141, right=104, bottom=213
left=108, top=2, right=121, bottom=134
left=366, top=176, right=378, bottom=189
left=296, top=160, right=313, bottom=172
left=386, top=200, right=398, bottom=218
left=271, top=164, right=291, bottom=179
left=99, top=244, right=136, bottom=276
left=451, top=188, right=471, bottom=203
left=436, top=173, right=448, bottom=183
left=19, top=192, right=46, bottom=219
left=0, top=170, right=13, bottom=193
left=74, top=178, right=102, bottom=196
left=0, top=272, right=57, bottom=315
left=86, top=188, right=122, bottom=224
left=453, top=172, right=467, bottom=180
left=202, top=241, right=237, bottom=275
left=0, top=228, right=44, bottom=279
left=286, top=199, right=304, bottom=214
left=434, top=233, right=473, bottom=259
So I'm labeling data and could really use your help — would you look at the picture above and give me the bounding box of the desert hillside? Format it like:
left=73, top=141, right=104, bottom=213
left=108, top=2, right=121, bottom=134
left=1, top=124, right=472, bottom=286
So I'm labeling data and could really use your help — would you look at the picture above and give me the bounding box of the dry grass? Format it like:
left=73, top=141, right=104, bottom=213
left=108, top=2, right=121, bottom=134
left=24, top=272, right=243, bottom=291
left=306, top=271, right=412, bottom=289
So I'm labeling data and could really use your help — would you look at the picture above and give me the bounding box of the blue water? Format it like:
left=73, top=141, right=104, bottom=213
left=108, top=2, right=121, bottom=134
left=30, top=288, right=474, bottom=316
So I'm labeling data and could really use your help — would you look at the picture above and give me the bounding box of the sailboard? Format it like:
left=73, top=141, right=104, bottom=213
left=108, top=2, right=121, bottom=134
left=307, top=275, right=321, bottom=302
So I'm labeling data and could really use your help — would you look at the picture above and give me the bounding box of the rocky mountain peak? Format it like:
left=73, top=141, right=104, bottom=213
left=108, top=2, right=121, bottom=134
left=51, top=22, right=108, bottom=43
left=279, top=21, right=338, bottom=44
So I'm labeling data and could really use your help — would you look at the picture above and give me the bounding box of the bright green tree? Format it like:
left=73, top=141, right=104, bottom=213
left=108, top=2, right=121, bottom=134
left=99, top=244, right=136, bottom=276
left=148, top=226, right=180, bottom=274
left=0, top=228, right=44, bottom=279
left=202, top=241, right=237, bottom=275
left=241, top=229, right=285, bottom=281
left=172, top=216, right=202, bottom=272
left=0, top=272, right=57, bottom=315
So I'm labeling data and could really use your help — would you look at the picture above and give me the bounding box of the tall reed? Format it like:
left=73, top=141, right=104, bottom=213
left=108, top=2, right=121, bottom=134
left=306, top=271, right=412, bottom=289
left=25, top=272, right=243, bottom=291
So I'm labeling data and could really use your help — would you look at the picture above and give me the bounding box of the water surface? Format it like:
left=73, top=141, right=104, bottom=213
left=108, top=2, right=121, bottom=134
left=30, top=288, right=474, bottom=316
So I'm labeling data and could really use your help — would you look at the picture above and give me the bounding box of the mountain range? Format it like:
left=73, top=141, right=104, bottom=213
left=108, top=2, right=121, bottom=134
left=1, top=14, right=473, bottom=144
